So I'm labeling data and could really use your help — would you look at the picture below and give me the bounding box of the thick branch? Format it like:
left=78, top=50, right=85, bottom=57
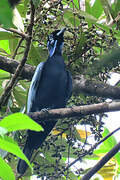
left=73, top=75, right=120, bottom=99
left=0, top=55, right=35, bottom=80
left=1, top=55, right=120, bottom=100
left=0, top=102, right=119, bottom=121
left=26, top=101, right=120, bottom=123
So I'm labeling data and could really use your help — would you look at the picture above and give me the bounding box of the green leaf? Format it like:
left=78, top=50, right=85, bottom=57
left=0, top=40, right=10, bottom=54
left=69, top=0, right=80, bottom=9
left=17, top=0, right=28, bottom=18
left=9, top=38, right=19, bottom=55
left=77, top=9, right=97, bottom=22
left=0, top=135, right=32, bottom=170
left=0, top=0, right=13, bottom=28
left=0, top=69, right=10, bottom=78
left=100, top=0, right=115, bottom=20
left=63, top=9, right=80, bottom=26
left=0, top=32, right=15, bottom=40
left=28, top=44, right=47, bottom=66
left=32, top=0, right=41, bottom=7
left=86, top=0, right=103, bottom=19
left=0, top=156, right=15, bottom=180
left=0, top=113, right=43, bottom=132
left=94, top=128, right=119, bottom=155
left=115, top=0, right=120, bottom=15
left=13, top=87, right=27, bottom=106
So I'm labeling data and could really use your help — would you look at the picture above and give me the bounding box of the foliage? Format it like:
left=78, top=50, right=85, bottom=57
left=0, top=113, right=42, bottom=180
left=0, top=0, right=120, bottom=179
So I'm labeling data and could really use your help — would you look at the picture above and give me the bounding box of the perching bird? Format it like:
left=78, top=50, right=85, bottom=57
left=17, top=28, right=72, bottom=174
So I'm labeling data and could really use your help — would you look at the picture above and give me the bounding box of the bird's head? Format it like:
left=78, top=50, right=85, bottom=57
left=47, top=28, right=66, bottom=57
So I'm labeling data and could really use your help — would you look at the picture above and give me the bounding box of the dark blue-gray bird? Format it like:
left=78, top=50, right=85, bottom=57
left=17, top=28, right=72, bottom=174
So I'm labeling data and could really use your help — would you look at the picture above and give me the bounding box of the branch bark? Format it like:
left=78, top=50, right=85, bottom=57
left=4, top=28, right=28, bottom=39
left=0, top=101, right=120, bottom=122
left=25, top=101, right=120, bottom=123
left=0, top=55, right=35, bottom=80
left=1, top=55, right=120, bottom=100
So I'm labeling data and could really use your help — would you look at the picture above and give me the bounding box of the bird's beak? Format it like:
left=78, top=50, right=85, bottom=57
left=57, top=28, right=66, bottom=36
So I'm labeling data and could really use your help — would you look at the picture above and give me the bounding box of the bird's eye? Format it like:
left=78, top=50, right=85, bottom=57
left=49, top=34, right=53, bottom=41
left=48, top=34, right=55, bottom=45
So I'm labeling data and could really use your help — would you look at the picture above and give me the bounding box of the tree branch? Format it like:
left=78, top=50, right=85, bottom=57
left=81, top=141, right=120, bottom=180
left=0, top=0, right=35, bottom=108
left=73, top=75, right=120, bottom=99
left=0, top=101, right=120, bottom=123
left=26, top=101, right=120, bottom=123
left=1, top=55, right=120, bottom=100
left=4, top=28, right=28, bottom=39
left=0, top=55, right=35, bottom=80
left=56, top=127, right=120, bottom=177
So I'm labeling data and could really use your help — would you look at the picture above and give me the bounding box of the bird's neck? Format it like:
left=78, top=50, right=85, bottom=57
left=48, top=43, right=63, bottom=57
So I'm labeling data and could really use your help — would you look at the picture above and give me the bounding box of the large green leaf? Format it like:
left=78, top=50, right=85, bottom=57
left=0, top=156, right=15, bottom=180
left=0, top=0, right=13, bottom=28
left=86, top=0, right=103, bottom=19
left=0, top=113, right=43, bottom=132
left=0, top=135, right=32, bottom=170
left=77, top=9, right=97, bottom=22
left=63, top=9, right=81, bottom=26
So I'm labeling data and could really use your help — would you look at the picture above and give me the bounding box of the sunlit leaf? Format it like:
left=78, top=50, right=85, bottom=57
left=86, top=0, right=103, bottom=19
left=0, top=135, right=32, bottom=170
left=0, top=113, right=43, bottom=132
left=0, top=0, right=13, bottom=28
left=0, top=156, right=15, bottom=180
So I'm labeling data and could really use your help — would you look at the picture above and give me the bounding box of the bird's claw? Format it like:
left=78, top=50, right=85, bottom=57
left=41, top=108, right=50, bottom=113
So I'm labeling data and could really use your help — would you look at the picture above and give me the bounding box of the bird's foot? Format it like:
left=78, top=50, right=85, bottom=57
left=41, top=108, right=50, bottom=113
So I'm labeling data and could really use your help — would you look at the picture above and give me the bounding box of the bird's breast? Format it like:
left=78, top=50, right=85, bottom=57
left=34, top=58, right=67, bottom=109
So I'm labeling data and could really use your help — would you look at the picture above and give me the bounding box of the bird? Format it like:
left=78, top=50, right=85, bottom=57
left=17, top=28, right=72, bottom=174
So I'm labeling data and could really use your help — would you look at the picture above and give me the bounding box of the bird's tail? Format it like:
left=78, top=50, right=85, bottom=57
left=17, top=143, right=34, bottom=174
left=17, top=120, right=56, bottom=174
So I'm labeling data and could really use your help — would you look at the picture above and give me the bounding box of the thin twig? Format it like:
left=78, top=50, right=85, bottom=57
left=0, top=0, right=35, bottom=108
left=4, top=28, right=28, bottom=39
left=81, top=140, right=120, bottom=180
left=55, top=126, right=120, bottom=177
left=12, top=37, right=24, bottom=59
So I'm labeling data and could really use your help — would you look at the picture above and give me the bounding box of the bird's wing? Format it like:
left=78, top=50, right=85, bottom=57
left=27, top=62, right=45, bottom=113
left=65, top=70, right=73, bottom=102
